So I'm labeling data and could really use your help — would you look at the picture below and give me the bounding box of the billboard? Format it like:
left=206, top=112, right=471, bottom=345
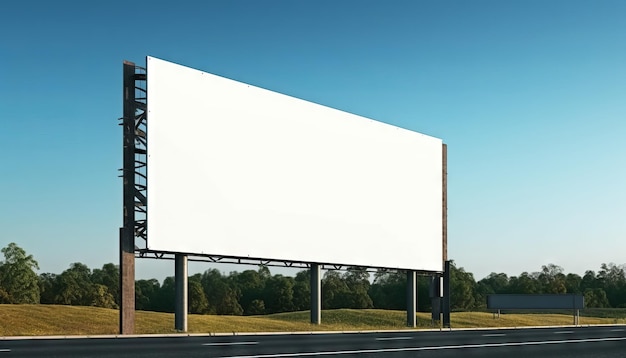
left=146, top=56, right=443, bottom=272
left=487, top=294, right=585, bottom=310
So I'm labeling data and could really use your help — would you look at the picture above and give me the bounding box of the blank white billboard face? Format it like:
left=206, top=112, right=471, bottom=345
left=147, top=56, right=443, bottom=272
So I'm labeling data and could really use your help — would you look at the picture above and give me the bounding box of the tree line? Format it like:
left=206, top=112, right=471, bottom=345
left=1, top=243, right=626, bottom=313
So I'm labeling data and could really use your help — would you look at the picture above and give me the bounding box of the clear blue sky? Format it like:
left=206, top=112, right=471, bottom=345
left=1, top=0, right=624, bottom=281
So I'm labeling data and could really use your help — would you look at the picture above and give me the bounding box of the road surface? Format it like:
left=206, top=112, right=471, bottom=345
left=1, top=325, right=625, bottom=357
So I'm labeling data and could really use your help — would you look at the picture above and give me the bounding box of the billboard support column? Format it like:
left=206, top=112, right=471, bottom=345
left=120, top=61, right=137, bottom=335
left=119, top=228, right=135, bottom=334
left=441, top=143, right=450, bottom=328
left=310, top=263, right=321, bottom=324
left=175, top=254, right=188, bottom=332
left=442, top=143, right=447, bottom=264
left=442, top=260, right=451, bottom=328
left=407, top=270, right=416, bottom=327
left=430, top=276, right=442, bottom=325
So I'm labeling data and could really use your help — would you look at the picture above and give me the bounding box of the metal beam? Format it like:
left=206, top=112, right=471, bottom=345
left=310, top=263, right=321, bottom=324
left=175, top=254, right=188, bottom=332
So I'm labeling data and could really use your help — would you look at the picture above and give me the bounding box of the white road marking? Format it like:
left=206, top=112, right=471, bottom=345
left=610, top=329, right=625, bottom=332
left=375, top=336, right=412, bottom=341
left=203, top=342, right=259, bottom=346
left=482, top=334, right=506, bottom=337
left=0, top=349, right=10, bottom=353
left=554, top=331, right=574, bottom=334
left=215, top=337, right=626, bottom=358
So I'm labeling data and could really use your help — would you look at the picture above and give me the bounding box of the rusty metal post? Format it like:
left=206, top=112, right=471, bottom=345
left=442, top=143, right=447, bottom=263
left=441, top=144, right=450, bottom=328
left=120, top=61, right=137, bottom=335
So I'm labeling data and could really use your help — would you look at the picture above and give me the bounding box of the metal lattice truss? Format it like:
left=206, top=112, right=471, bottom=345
left=133, top=68, right=147, bottom=246
left=135, top=250, right=438, bottom=275
left=121, top=63, right=147, bottom=249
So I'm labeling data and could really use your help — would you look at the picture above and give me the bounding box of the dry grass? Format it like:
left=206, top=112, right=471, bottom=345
left=450, top=311, right=626, bottom=328
left=0, top=305, right=119, bottom=336
left=1, top=305, right=625, bottom=337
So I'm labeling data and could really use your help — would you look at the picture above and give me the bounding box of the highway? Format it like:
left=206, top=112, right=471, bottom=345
left=1, top=325, right=625, bottom=357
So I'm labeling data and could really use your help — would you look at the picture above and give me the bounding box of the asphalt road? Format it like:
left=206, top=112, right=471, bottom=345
left=2, top=326, right=626, bottom=357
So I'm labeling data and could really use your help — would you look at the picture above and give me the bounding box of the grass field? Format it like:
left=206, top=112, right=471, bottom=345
left=1, top=305, right=625, bottom=336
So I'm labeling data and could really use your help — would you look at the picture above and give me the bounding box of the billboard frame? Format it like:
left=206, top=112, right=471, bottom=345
left=120, top=56, right=449, bottom=333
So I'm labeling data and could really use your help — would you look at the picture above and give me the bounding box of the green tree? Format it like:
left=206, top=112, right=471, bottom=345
left=508, top=272, right=540, bottom=294
left=449, top=261, right=478, bottom=310
left=92, top=263, right=120, bottom=305
left=201, top=269, right=243, bottom=315
left=90, top=284, right=118, bottom=308
left=322, top=270, right=351, bottom=309
left=232, top=269, right=266, bottom=315
left=52, top=262, right=117, bottom=307
left=596, top=263, right=626, bottom=307
left=0, top=243, right=40, bottom=304
left=135, top=278, right=160, bottom=311
left=247, top=299, right=265, bottom=315
left=258, top=266, right=271, bottom=280
left=54, top=262, right=93, bottom=305
left=188, top=276, right=209, bottom=314
left=292, top=270, right=310, bottom=311
left=565, top=273, right=582, bottom=294
left=369, top=269, right=406, bottom=310
left=537, top=264, right=567, bottom=294
left=263, top=274, right=295, bottom=313
left=584, top=288, right=610, bottom=308
left=0, top=287, right=10, bottom=303
left=478, top=273, right=509, bottom=294
left=417, top=276, right=432, bottom=312
left=343, top=267, right=373, bottom=309
left=581, top=270, right=598, bottom=291
left=476, top=272, right=509, bottom=309
left=153, top=276, right=175, bottom=312
left=39, top=273, right=58, bottom=304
